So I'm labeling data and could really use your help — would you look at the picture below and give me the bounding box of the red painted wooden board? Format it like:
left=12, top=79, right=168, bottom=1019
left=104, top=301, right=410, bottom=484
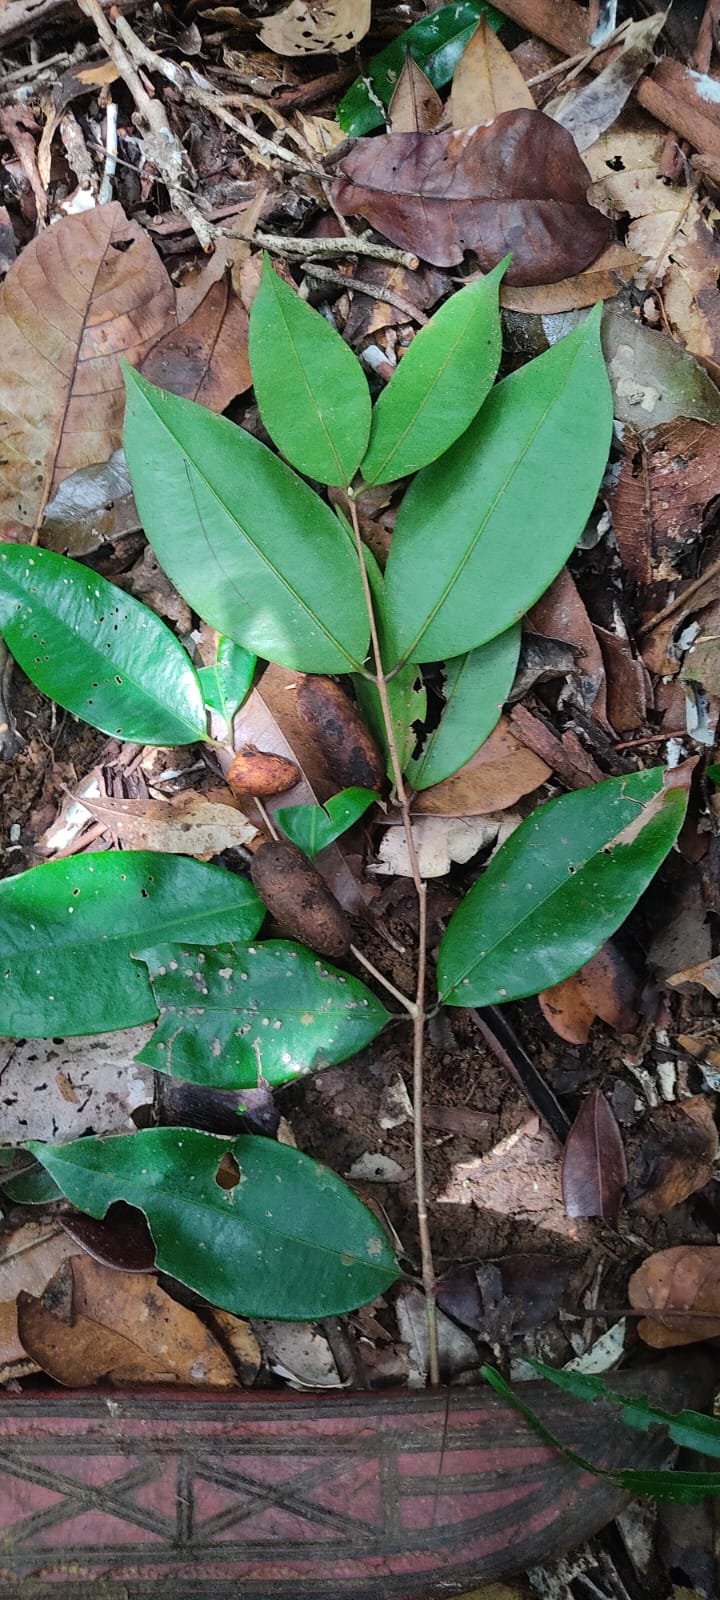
left=0, top=1366, right=703, bottom=1598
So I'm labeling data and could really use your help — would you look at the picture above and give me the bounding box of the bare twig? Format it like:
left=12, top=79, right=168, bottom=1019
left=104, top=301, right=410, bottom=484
left=98, top=98, right=117, bottom=206
left=303, top=261, right=430, bottom=324
left=350, top=944, right=417, bottom=1016
left=346, top=490, right=438, bottom=1387
left=241, top=231, right=419, bottom=269
left=637, top=551, right=720, bottom=637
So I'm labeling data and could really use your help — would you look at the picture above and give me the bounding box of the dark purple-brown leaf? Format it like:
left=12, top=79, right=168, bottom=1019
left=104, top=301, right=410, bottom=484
left=333, top=109, right=610, bottom=282
left=561, top=1087, right=628, bottom=1226
left=59, top=1201, right=156, bottom=1273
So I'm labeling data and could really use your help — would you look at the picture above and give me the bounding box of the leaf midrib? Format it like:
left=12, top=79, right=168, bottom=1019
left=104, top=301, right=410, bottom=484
left=273, top=280, right=349, bottom=485
left=393, top=330, right=587, bottom=668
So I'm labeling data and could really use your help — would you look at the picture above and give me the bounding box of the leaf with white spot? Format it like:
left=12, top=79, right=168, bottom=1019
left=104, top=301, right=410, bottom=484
left=134, top=940, right=389, bottom=1088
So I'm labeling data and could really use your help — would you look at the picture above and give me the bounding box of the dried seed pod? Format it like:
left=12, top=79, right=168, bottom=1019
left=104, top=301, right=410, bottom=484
left=227, top=746, right=300, bottom=798
left=296, top=675, right=385, bottom=790
left=251, top=840, right=351, bottom=958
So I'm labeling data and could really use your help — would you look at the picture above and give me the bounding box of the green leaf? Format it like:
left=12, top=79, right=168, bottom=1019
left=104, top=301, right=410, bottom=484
left=122, top=365, right=370, bottom=674
left=249, top=257, right=371, bottom=488
left=529, top=1361, right=720, bottom=1461
left=361, top=261, right=506, bottom=486
left=2, top=1161, right=63, bottom=1205
left=338, top=0, right=503, bottom=136
left=439, top=767, right=688, bottom=1007
left=383, top=306, right=613, bottom=669
left=351, top=540, right=426, bottom=776
left=707, top=762, right=720, bottom=785
left=407, top=625, right=520, bottom=790
left=276, top=788, right=377, bottom=858
left=28, top=1128, right=401, bottom=1318
left=481, top=1365, right=720, bottom=1507
left=0, top=545, right=206, bottom=746
left=135, top=938, right=389, bottom=1088
left=0, top=852, right=264, bottom=1037
left=198, top=636, right=256, bottom=724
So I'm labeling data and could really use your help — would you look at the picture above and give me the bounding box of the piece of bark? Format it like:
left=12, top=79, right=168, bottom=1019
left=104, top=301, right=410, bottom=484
left=508, top=705, right=604, bottom=787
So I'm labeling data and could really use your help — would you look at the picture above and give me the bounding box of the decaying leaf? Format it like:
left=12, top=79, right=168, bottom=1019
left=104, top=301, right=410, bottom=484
left=60, top=1202, right=156, bottom=1273
left=561, top=1088, right=627, bottom=1226
left=602, top=302, right=720, bottom=429
left=447, top=18, right=535, bottom=129
left=388, top=54, right=443, bottom=134
left=440, top=1114, right=594, bottom=1243
left=499, top=243, right=639, bottom=315
left=371, top=811, right=522, bottom=879
left=0, top=201, right=175, bottom=537
left=0, top=1223, right=79, bottom=1373
left=628, top=1097, right=719, bottom=1218
left=539, top=942, right=639, bottom=1044
left=668, top=954, right=720, bottom=996
left=74, top=791, right=257, bottom=858
left=334, top=110, right=609, bottom=282
left=17, top=1255, right=238, bottom=1386
left=608, top=417, right=720, bottom=588
left=141, top=274, right=251, bottom=411
left=437, top=1254, right=570, bottom=1341
left=629, top=1245, right=720, bottom=1346
left=0, top=1028, right=154, bottom=1146
left=259, top=0, right=370, bottom=55
left=547, top=14, right=664, bottom=152
left=413, top=716, right=551, bottom=816
left=528, top=565, right=609, bottom=728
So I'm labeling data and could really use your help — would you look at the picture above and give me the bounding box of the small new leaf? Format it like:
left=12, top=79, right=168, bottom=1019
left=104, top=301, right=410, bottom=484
left=135, top=938, right=389, bottom=1087
left=0, top=545, right=206, bottom=745
left=249, top=257, right=371, bottom=487
left=198, top=636, right=256, bottom=724
left=28, top=1128, right=401, bottom=1319
left=276, top=788, right=377, bottom=858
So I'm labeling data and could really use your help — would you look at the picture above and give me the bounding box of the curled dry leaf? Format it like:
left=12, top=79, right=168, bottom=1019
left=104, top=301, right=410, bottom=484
left=73, top=791, right=257, bottom=858
left=250, top=839, right=352, bottom=957
left=0, top=202, right=175, bottom=537
left=629, top=1245, right=720, bottom=1347
left=141, top=274, right=251, bottom=412
left=296, top=675, right=385, bottom=792
left=447, top=17, right=535, bottom=128
left=227, top=746, right=301, bottom=798
left=628, top=1096, right=719, bottom=1219
left=17, top=1255, right=238, bottom=1386
left=561, top=1088, right=628, bottom=1227
left=334, top=110, right=610, bottom=282
left=412, top=716, right=551, bottom=816
left=539, top=942, right=639, bottom=1045
left=259, top=0, right=370, bottom=55
left=499, top=243, right=640, bottom=316
left=547, top=14, right=664, bottom=153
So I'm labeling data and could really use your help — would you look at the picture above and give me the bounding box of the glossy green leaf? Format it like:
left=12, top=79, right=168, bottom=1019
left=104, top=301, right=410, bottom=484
left=383, top=306, right=613, bottom=670
left=249, top=257, right=371, bottom=487
left=361, top=261, right=506, bottom=486
left=439, top=767, right=688, bottom=1007
left=338, top=0, right=503, bottom=136
left=198, top=635, right=255, bottom=723
left=276, top=788, right=377, bottom=858
left=2, top=1161, right=62, bottom=1205
left=135, top=939, right=389, bottom=1088
left=0, top=545, right=206, bottom=745
left=122, top=365, right=370, bottom=674
left=28, top=1128, right=401, bottom=1318
left=407, top=625, right=520, bottom=790
left=0, top=851, right=264, bottom=1037
left=351, top=541, right=425, bottom=776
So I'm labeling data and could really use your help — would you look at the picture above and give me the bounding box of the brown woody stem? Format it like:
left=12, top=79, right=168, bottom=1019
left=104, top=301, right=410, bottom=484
left=346, top=490, right=439, bottom=1387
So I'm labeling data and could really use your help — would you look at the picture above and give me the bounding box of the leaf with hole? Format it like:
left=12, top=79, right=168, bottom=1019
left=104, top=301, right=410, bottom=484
left=338, top=0, right=502, bottom=136
left=122, top=365, right=370, bottom=674
left=198, top=636, right=256, bottom=724
left=249, top=257, right=371, bottom=487
left=407, top=625, right=520, bottom=790
left=383, top=306, right=613, bottom=668
left=0, top=545, right=206, bottom=745
left=438, top=766, right=690, bottom=1007
left=360, top=259, right=506, bottom=486
left=0, top=852, right=264, bottom=1037
left=28, top=1128, right=401, bottom=1318
left=135, top=939, right=389, bottom=1088
left=276, top=789, right=377, bottom=858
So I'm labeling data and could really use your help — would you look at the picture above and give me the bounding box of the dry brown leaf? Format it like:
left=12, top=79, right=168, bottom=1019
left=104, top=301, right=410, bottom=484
left=547, top=14, right=664, bottom=153
left=594, top=625, right=649, bottom=735
left=629, top=1097, right=719, bottom=1219
left=561, top=1088, right=627, bottom=1227
left=207, top=1307, right=262, bottom=1385
left=389, top=54, right=443, bottom=134
left=141, top=273, right=251, bottom=411
left=75, top=790, right=257, bottom=857
left=412, top=715, right=550, bottom=816
left=0, top=1223, right=78, bottom=1371
left=528, top=565, right=609, bottom=728
left=259, top=0, right=370, bottom=55
left=539, top=942, right=639, bottom=1044
left=629, top=1245, right=720, bottom=1346
left=668, top=954, right=720, bottom=996
left=372, top=811, right=521, bottom=878
left=334, top=110, right=610, bottom=282
left=507, top=704, right=603, bottom=788
left=499, top=243, right=639, bottom=314
left=0, top=201, right=175, bottom=537
left=447, top=18, right=535, bottom=128
left=18, top=1255, right=238, bottom=1386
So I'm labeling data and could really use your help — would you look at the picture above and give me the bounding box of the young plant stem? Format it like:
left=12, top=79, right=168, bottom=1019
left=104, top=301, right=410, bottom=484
left=347, top=490, right=439, bottom=1387
left=350, top=944, right=417, bottom=1017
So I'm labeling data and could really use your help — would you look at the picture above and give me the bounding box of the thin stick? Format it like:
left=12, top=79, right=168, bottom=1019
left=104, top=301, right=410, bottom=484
left=253, top=795, right=280, bottom=841
left=637, top=551, right=720, bottom=637
left=346, top=491, right=439, bottom=1387
left=232, top=229, right=420, bottom=270
left=303, top=260, right=430, bottom=324
left=350, top=944, right=417, bottom=1017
